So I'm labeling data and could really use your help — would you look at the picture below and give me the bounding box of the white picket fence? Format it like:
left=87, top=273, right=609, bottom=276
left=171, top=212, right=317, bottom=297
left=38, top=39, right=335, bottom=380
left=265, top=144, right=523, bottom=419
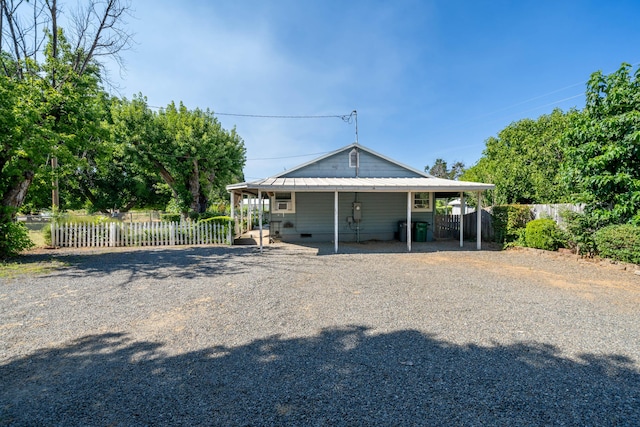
left=51, top=221, right=232, bottom=248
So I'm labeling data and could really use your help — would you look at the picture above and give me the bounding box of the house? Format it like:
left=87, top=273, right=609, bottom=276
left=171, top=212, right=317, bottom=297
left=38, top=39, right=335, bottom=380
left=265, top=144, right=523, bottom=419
left=227, top=143, right=494, bottom=253
left=448, top=198, right=475, bottom=215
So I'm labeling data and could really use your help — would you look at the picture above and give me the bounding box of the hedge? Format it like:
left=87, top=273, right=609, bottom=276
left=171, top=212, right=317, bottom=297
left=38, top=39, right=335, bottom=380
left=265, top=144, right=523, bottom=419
left=491, top=205, right=534, bottom=244
left=593, top=224, right=640, bottom=264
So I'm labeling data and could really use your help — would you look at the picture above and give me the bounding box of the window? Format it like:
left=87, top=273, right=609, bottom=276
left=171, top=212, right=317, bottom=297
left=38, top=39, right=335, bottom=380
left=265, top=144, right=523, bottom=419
left=412, top=192, right=432, bottom=212
left=272, top=192, right=295, bottom=213
left=349, top=148, right=359, bottom=168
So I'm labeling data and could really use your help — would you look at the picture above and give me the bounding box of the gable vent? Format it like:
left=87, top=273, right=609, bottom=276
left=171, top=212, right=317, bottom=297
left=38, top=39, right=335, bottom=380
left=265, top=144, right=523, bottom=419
left=349, top=148, right=359, bottom=168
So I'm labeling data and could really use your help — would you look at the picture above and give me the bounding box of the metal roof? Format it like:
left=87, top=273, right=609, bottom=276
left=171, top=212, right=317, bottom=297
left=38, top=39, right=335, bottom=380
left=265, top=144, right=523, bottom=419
left=227, top=177, right=495, bottom=193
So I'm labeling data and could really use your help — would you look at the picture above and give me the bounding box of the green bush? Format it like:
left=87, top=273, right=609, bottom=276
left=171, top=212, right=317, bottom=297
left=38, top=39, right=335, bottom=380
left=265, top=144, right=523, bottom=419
left=200, top=215, right=235, bottom=228
left=161, top=213, right=182, bottom=222
left=0, top=221, right=34, bottom=258
left=491, top=205, right=534, bottom=244
left=524, top=218, right=565, bottom=251
left=593, top=224, right=640, bottom=264
left=561, top=211, right=607, bottom=256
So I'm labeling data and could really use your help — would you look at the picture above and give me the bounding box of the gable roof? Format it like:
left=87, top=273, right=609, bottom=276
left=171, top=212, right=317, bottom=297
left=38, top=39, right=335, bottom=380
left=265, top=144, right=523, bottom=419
left=227, top=143, right=494, bottom=194
left=273, top=143, right=432, bottom=179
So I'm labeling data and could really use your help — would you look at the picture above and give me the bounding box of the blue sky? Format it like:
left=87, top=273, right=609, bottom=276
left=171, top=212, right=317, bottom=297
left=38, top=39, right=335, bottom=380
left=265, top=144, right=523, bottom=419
left=112, top=0, right=640, bottom=180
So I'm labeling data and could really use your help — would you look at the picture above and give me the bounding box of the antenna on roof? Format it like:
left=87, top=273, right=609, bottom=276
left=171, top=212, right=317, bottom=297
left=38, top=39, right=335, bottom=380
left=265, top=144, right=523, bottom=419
left=340, top=110, right=359, bottom=144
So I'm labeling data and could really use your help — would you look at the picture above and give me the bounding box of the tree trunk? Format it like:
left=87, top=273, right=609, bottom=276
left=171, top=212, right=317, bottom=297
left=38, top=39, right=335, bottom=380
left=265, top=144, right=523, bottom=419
left=188, top=159, right=203, bottom=213
left=2, top=171, right=35, bottom=215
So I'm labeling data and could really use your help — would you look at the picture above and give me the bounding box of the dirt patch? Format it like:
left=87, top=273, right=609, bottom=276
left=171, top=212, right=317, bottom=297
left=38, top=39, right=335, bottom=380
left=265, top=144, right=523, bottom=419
left=403, top=247, right=640, bottom=309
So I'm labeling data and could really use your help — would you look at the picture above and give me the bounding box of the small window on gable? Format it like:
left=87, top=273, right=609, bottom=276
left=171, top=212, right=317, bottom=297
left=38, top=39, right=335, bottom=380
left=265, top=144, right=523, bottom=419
left=412, top=192, right=433, bottom=212
left=272, top=192, right=295, bottom=213
left=349, top=148, right=359, bottom=168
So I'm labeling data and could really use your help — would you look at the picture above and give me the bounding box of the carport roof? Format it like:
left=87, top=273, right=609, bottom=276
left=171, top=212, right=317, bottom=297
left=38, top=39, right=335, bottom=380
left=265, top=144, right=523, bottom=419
left=227, top=176, right=495, bottom=193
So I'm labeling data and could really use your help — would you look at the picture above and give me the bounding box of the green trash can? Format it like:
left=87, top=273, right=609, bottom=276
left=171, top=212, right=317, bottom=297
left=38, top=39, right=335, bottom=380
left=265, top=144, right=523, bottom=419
left=414, top=222, right=428, bottom=242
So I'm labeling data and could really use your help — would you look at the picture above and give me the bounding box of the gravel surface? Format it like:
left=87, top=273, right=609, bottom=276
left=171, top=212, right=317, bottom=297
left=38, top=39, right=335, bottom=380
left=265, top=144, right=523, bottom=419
left=1, top=242, right=639, bottom=426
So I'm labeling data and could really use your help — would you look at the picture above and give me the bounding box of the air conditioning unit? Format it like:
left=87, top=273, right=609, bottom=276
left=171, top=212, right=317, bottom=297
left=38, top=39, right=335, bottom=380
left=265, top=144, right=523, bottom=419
left=276, top=201, right=291, bottom=211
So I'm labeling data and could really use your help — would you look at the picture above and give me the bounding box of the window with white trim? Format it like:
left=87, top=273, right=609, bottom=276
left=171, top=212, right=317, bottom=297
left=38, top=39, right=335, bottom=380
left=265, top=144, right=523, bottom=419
left=349, top=148, right=359, bottom=168
left=272, top=192, right=295, bottom=213
left=412, top=192, right=433, bottom=212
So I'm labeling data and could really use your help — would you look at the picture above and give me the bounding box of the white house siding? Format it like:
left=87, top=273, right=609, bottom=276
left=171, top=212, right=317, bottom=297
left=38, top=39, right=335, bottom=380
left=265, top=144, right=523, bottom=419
left=273, top=192, right=434, bottom=243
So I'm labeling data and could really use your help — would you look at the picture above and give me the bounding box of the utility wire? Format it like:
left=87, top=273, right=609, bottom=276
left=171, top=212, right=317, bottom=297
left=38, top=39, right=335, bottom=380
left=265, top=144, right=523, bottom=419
left=247, top=151, right=331, bottom=161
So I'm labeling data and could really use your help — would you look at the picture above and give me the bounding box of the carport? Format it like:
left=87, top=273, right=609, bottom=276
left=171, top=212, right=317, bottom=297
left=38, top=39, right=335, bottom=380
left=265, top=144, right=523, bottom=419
left=228, top=177, right=494, bottom=253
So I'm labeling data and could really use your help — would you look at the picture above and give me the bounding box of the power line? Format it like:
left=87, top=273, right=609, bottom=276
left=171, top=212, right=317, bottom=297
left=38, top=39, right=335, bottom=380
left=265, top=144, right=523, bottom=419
left=247, top=151, right=331, bottom=161
left=213, top=112, right=349, bottom=119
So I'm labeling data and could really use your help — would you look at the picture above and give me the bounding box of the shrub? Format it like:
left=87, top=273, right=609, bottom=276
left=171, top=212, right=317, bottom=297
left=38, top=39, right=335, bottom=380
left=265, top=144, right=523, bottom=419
left=561, top=211, right=608, bottom=256
left=0, top=221, right=34, bottom=258
left=524, top=218, right=565, bottom=251
left=593, top=224, right=640, bottom=264
left=200, top=215, right=235, bottom=228
left=491, top=205, right=534, bottom=244
left=161, top=213, right=182, bottom=222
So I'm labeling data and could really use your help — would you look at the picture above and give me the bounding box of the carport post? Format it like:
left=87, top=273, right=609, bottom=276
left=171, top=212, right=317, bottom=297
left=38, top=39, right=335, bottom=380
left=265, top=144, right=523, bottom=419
left=334, top=190, right=339, bottom=254
left=258, top=189, right=263, bottom=253
left=239, top=193, right=244, bottom=234
left=406, top=192, right=412, bottom=252
left=230, top=191, right=235, bottom=224
left=459, top=192, right=464, bottom=248
left=476, top=191, right=482, bottom=250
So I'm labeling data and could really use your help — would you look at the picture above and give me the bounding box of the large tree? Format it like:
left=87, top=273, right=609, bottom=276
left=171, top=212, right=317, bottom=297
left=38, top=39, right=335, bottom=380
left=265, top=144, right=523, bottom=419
left=463, top=109, right=574, bottom=205
left=111, top=97, right=246, bottom=216
left=0, top=0, right=132, bottom=213
left=562, top=63, right=640, bottom=224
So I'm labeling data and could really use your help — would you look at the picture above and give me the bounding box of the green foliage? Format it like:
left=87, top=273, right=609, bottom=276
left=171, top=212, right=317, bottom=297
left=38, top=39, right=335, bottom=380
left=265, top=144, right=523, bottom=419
left=425, top=159, right=465, bottom=180
left=562, top=63, right=640, bottom=225
left=200, top=215, right=235, bottom=228
left=112, top=97, right=246, bottom=216
left=593, top=224, right=640, bottom=264
left=560, top=211, right=607, bottom=256
left=462, top=109, right=574, bottom=205
left=524, top=219, right=565, bottom=251
left=0, top=221, right=34, bottom=258
left=161, top=213, right=182, bottom=223
left=491, top=205, right=534, bottom=244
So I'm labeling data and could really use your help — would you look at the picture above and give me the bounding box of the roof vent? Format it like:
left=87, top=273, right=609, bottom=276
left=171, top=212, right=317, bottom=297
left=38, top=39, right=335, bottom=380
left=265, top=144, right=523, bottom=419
left=349, top=148, right=359, bottom=168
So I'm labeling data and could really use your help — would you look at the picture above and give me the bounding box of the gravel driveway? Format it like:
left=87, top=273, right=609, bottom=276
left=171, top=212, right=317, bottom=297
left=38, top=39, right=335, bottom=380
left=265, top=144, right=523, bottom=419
left=1, top=242, right=639, bottom=426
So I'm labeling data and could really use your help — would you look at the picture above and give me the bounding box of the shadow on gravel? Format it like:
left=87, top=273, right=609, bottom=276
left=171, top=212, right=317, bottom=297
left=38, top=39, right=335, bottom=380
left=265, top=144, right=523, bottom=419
left=2, top=327, right=638, bottom=426
left=22, top=246, right=283, bottom=285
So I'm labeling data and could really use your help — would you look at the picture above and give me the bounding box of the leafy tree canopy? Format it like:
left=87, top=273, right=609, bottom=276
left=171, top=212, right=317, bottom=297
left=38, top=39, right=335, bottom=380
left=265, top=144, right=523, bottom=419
left=462, top=108, right=574, bottom=205
left=425, top=159, right=465, bottom=180
left=562, top=63, right=640, bottom=224
left=111, top=96, right=246, bottom=216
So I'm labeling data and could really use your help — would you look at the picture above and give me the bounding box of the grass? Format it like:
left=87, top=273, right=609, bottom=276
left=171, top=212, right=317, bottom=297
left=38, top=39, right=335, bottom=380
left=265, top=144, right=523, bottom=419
left=28, top=229, right=46, bottom=248
left=0, top=259, right=68, bottom=279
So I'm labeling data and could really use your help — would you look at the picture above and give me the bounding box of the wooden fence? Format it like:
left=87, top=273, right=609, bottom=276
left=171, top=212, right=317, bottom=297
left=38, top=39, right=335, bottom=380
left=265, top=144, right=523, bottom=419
left=529, top=203, right=584, bottom=225
left=434, top=204, right=583, bottom=242
left=51, top=221, right=232, bottom=248
left=434, top=210, right=494, bottom=241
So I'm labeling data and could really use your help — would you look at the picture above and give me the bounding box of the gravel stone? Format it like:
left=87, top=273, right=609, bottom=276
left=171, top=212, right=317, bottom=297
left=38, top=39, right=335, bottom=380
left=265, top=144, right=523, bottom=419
left=1, top=242, right=639, bottom=426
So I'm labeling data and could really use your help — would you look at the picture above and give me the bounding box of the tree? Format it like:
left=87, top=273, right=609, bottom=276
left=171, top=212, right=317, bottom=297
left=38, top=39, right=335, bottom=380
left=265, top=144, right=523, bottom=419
left=112, top=97, right=246, bottom=216
left=462, top=109, right=574, bottom=205
left=425, top=159, right=465, bottom=180
left=562, top=63, right=640, bottom=224
left=0, top=0, right=132, bottom=212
